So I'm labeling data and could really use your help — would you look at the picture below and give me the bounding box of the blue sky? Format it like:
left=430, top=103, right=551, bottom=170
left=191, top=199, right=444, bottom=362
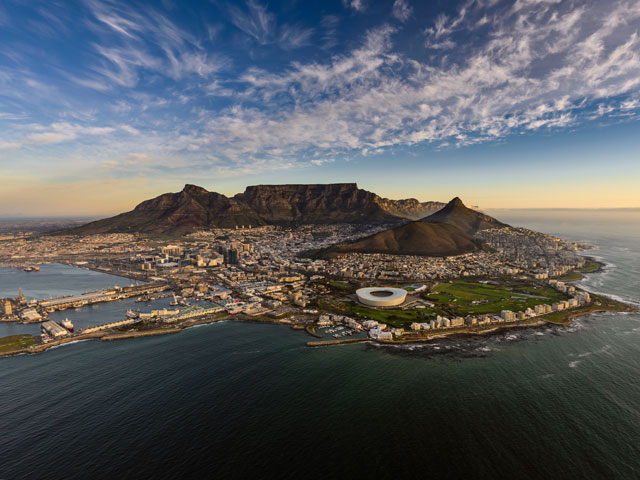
left=1, top=0, right=640, bottom=215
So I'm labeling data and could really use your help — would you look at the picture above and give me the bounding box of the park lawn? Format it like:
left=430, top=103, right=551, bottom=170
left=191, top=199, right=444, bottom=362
left=556, top=271, right=583, bottom=282
left=391, top=284, right=418, bottom=292
left=0, top=334, right=34, bottom=353
left=428, top=280, right=567, bottom=316
left=328, top=281, right=355, bottom=292
left=580, top=260, right=600, bottom=273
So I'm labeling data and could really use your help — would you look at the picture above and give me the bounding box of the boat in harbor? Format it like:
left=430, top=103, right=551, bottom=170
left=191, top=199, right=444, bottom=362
left=126, top=309, right=140, bottom=319
left=61, top=318, right=74, bottom=332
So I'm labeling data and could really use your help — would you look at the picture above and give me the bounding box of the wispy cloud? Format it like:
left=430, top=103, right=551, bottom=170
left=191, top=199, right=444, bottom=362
left=196, top=0, right=640, bottom=163
left=2, top=0, right=640, bottom=184
left=278, top=24, right=314, bottom=50
left=320, top=14, right=340, bottom=49
left=26, top=122, right=115, bottom=145
left=392, top=0, right=412, bottom=22
left=343, top=0, right=366, bottom=13
left=78, top=0, right=227, bottom=90
left=228, top=0, right=276, bottom=45
left=227, top=0, right=314, bottom=50
left=0, top=142, right=20, bottom=151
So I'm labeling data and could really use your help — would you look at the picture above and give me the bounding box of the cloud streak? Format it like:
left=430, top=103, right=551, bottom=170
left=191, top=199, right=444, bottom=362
left=197, top=0, right=640, bottom=164
left=227, top=0, right=314, bottom=50
left=78, top=0, right=227, bottom=91
left=1, top=0, right=640, bottom=183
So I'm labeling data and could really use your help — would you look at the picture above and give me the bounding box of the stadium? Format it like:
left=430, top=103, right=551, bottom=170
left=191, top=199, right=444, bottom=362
left=355, top=287, right=407, bottom=308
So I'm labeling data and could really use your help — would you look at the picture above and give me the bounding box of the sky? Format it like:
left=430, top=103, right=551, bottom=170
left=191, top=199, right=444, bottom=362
left=1, top=0, right=640, bottom=216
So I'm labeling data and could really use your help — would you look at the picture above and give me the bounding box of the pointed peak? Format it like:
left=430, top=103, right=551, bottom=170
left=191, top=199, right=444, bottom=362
left=182, top=184, right=208, bottom=194
left=448, top=197, right=465, bottom=207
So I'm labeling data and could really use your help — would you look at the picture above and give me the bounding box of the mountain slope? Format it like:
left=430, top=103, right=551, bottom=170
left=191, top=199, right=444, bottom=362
left=312, top=221, right=483, bottom=258
left=68, top=185, right=263, bottom=235
left=65, top=184, right=446, bottom=235
left=421, top=197, right=506, bottom=234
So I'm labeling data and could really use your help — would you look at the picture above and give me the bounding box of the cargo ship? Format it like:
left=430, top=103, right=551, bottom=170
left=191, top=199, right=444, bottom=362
left=61, top=318, right=74, bottom=332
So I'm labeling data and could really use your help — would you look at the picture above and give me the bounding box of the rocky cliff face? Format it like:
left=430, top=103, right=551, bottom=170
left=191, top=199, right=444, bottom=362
left=235, top=183, right=423, bottom=224
left=66, top=183, right=446, bottom=235
left=375, top=196, right=444, bottom=220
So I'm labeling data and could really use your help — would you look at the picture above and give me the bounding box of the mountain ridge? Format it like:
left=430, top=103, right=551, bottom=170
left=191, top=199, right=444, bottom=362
left=64, top=183, right=446, bottom=235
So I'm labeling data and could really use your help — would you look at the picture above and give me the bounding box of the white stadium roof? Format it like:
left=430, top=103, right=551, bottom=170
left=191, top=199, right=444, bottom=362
left=356, top=287, right=407, bottom=307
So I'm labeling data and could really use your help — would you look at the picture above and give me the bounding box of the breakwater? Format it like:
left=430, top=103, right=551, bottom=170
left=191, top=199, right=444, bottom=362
left=81, top=318, right=138, bottom=334
left=101, top=328, right=181, bottom=341
left=307, top=337, right=370, bottom=347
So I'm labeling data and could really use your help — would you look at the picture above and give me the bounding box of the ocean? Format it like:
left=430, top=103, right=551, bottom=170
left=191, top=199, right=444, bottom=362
left=1, top=210, right=639, bottom=479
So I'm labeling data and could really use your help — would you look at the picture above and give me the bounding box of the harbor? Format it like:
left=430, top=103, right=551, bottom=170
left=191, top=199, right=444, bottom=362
left=0, top=264, right=177, bottom=339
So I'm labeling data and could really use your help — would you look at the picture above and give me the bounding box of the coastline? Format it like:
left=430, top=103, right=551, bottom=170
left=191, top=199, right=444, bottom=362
left=1, top=253, right=637, bottom=358
left=0, top=313, right=297, bottom=358
left=307, top=293, right=637, bottom=348
left=557, top=257, right=606, bottom=282
left=1, top=290, right=636, bottom=358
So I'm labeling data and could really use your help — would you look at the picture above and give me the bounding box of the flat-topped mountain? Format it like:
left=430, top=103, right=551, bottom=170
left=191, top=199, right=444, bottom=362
left=66, top=184, right=445, bottom=235
left=311, top=221, right=483, bottom=259
left=421, top=197, right=506, bottom=234
left=237, top=183, right=435, bottom=225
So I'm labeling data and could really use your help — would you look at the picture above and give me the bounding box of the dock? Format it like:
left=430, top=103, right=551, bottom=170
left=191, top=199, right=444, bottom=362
left=306, top=338, right=370, bottom=347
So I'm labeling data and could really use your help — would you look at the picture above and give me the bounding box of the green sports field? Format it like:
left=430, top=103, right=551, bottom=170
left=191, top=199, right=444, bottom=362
left=426, top=280, right=568, bottom=316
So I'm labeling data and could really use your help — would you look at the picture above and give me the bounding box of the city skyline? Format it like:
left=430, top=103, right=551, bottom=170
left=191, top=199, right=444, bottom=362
left=1, top=0, right=640, bottom=215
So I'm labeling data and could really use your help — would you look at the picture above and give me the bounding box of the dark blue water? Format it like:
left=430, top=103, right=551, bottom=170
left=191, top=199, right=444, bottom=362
left=0, top=263, right=133, bottom=301
left=0, top=295, right=175, bottom=338
left=0, top=263, right=148, bottom=338
left=1, top=212, right=639, bottom=479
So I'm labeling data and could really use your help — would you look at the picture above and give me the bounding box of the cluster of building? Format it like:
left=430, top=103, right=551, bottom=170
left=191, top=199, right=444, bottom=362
left=324, top=227, right=587, bottom=282
left=475, top=227, right=587, bottom=277
left=408, top=281, right=592, bottom=334
left=0, top=233, right=146, bottom=264
left=0, top=221, right=600, bottom=345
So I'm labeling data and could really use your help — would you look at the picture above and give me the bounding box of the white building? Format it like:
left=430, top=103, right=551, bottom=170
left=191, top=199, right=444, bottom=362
left=355, top=287, right=407, bottom=307
left=369, top=328, right=392, bottom=341
left=362, top=320, right=379, bottom=330
left=501, top=310, right=516, bottom=322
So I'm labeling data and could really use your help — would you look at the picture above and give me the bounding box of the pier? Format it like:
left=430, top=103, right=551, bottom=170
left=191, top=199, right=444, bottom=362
left=38, top=282, right=169, bottom=312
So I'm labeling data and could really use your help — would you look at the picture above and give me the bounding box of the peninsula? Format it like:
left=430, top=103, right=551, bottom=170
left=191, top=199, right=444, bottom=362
left=0, top=184, right=635, bottom=357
